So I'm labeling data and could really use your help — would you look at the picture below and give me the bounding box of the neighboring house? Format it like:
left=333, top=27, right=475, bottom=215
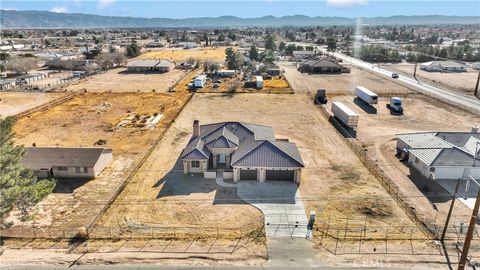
left=396, top=130, right=480, bottom=180
left=0, top=79, right=16, bottom=90
left=181, top=121, right=304, bottom=183
left=176, top=61, right=196, bottom=70
left=126, top=59, right=175, bottom=73
left=267, top=68, right=281, bottom=76
left=15, top=73, right=46, bottom=84
left=292, top=50, right=316, bottom=60
left=420, top=61, right=467, bottom=72
left=215, top=70, right=236, bottom=78
left=298, top=59, right=345, bottom=74
left=21, top=147, right=113, bottom=179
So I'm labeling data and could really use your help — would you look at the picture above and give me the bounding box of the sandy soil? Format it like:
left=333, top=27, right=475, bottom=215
left=0, top=91, right=66, bottom=117
left=140, top=47, right=227, bottom=62
left=385, top=63, right=478, bottom=93
left=7, top=92, right=190, bottom=230
left=64, top=68, right=187, bottom=93
left=327, top=94, right=479, bottom=251
left=280, top=62, right=413, bottom=95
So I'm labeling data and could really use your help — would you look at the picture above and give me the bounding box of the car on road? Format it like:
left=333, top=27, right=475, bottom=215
left=392, top=73, right=399, bottom=79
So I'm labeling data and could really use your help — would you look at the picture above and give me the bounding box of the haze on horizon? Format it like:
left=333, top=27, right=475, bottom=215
left=2, top=0, right=479, bottom=19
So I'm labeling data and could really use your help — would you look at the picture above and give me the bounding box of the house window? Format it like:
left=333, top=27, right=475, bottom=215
left=76, top=167, right=88, bottom=173
left=191, top=161, right=200, bottom=168
left=415, top=157, right=419, bottom=164
left=57, top=166, right=68, bottom=171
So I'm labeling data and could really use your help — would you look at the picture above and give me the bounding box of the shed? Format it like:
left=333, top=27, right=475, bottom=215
left=256, top=76, right=263, bottom=89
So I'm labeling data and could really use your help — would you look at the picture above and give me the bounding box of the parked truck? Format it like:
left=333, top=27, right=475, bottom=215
left=355, top=86, right=378, bottom=105
left=314, top=89, right=328, bottom=104
left=332, top=101, right=359, bottom=128
left=386, top=97, right=403, bottom=114
left=193, top=74, right=207, bottom=88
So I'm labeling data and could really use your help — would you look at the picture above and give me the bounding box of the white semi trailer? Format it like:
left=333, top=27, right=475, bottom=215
left=332, top=101, right=359, bottom=128
left=355, top=86, right=378, bottom=105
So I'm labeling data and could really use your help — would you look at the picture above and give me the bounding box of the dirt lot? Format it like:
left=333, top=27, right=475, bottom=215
left=64, top=68, right=187, bottom=93
left=0, top=91, right=66, bottom=117
left=385, top=63, right=478, bottom=94
left=95, top=93, right=425, bottom=245
left=326, top=94, right=479, bottom=242
left=7, top=92, right=189, bottom=229
left=280, top=61, right=413, bottom=95
left=140, top=47, right=227, bottom=62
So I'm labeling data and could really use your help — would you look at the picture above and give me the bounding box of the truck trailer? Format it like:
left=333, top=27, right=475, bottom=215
left=355, top=86, right=378, bottom=105
left=332, top=101, right=359, bottom=128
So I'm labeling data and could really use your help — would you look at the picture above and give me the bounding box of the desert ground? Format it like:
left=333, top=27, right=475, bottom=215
left=0, top=91, right=66, bottom=117
left=326, top=93, right=479, bottom=254
left=140, top=47, right=227, bottom=62
left=385, top=63, right=478, bottom=94
left=6, top=92, right=190, bottom=230
left=280, top=61, right=414, bottom=95
left=64, top=68, right=188, bottom=92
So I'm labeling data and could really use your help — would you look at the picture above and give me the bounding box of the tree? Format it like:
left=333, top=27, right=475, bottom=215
left=5, top=57, right=38, bottom=74
left=225, top=47, right=242, bottom=70
left=278, top=42, right=286, bottom=52
left=284, top=44, right=296, bottom=56
left=125, top=43, right=141, bottom=58
left=0, top=117, right=56, bottom=227
left=0, top=52, right=10, bottom=60
left=96, top=52, right=127, bottom=69
left=83, top=48, right=101, bottom=60
left=327, top=37, right=337, bottom=51
left=249, top=45, right=259, bottom=61
left=265, top=35, right=276, bottom=51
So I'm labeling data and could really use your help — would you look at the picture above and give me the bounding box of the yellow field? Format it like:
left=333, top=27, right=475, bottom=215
left=264, top=78, right=289, bottom=88
left=140, top=47, right=227, bottom=62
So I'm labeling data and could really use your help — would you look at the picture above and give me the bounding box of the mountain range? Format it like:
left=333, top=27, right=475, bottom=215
left=1, top=10, right=478, bottom=29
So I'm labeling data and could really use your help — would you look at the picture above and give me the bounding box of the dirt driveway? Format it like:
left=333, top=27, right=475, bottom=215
left=0, top=91, right=66, bottom=117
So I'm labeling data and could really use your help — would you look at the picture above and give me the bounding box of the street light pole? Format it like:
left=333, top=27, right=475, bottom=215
left=458, top=176, right=480, bottom=270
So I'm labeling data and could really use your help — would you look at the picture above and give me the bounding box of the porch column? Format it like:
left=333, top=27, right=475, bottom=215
left=202, top=160, right=208, bottom=172
left=183, top=160, right=188, bottom=174
left=258, top=168, right=266, bottom=183
left=233, top=168, right=240, bottom=183
left=226, top=154, right=231, bottom=169
left=294, top=169, right=301, bottom=184
left=212, top=154, right=217, bottom=169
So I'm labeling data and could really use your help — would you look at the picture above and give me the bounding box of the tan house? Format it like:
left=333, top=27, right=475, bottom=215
left=126, top=59, right=175, bottom=73
left=180, top=121, right=304, bottom=183
left=21, top=147, right=113, bottom=179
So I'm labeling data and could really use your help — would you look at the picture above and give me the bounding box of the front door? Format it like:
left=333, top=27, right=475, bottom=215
left=218, top=154, right=226, bottom=164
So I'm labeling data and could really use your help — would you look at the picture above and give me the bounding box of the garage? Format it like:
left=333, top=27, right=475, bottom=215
left=240, top=169, right=257, bottom=180
left=266, top=169, right=295, bottom=181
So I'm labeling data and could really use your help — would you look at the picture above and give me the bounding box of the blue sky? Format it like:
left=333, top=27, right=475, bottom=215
left=2, top=1, right=479, bottom=18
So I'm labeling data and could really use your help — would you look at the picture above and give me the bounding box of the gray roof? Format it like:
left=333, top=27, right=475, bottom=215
left=397, top=133, right=453, bottom=149
left=408, top=148, right=443, bottom=165
left=301, top=59, right=342, bottom=68
left=200, top=122, right=275, bottom=145
left=231, top=140, right=304, bottom=168
left=205, top=127, right=239, bottom=148
left=21, top=147, right=111, bottom=170
left=126, top=59, right=174, bottom=68
left=180, top=137, right=210, bottom=160
left=436, top=132, right=480, bottom=147
left=431, top=147, right=479, bottom=167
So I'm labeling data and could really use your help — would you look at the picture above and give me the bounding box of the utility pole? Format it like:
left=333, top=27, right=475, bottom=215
left=474, top=71, right=480, bottom=99
left=413, top=62, right=418, bottom=78
left=458, top=176, right=480, bottom=270
left=441, top=179, right=461, bottom=242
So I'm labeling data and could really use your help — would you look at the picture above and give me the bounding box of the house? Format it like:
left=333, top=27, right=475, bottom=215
left=181, top=121, right=304, bottom=183
left=15, top=73, right=46, bottom=84
left=0, top=79, right=16, bottom=90
left=267, top=68, right=281, bottom=76
left=420, top=61, right=467, bottom=72
left=292, top=50, right=316, bottom=60
left=21, top=147, right=113, bottom=179
left=396, top=130, right=480, bottom=180
left=216, top=70, right=236, bottom=78
left=298, top=59, right=344, bottom=74
left=126, top=59, right=175, bottom=73
left=176, top=61, right=196, bottom=70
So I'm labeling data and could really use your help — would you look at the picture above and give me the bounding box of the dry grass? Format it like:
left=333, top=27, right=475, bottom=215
left=264, top=78, right=289, bottom=88
left=140, top=47, right=227, bottom=62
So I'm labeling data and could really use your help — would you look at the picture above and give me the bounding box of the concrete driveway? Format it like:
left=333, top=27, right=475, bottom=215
left=237, top=181, right=309, bottom=238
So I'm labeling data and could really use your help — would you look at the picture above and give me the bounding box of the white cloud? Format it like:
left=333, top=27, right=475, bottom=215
left=326, top=0, right=367, bottom=8
left=50, top=5, right=67, bottom=13
left=73, top=0, right=81, bottom=6
left=97, top=0, right=116, bottom=9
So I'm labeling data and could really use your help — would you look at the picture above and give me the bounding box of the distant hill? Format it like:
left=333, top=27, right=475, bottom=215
left=1, top=10, right=478, bottom=29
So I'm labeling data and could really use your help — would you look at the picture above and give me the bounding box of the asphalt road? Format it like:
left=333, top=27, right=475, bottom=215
left=319, top=49, right=480, bottom=115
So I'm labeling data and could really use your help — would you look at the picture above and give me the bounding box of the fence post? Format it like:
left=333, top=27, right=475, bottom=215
left=335, top=228, right=340, bottom=255
left=385, top=228, right=388, bottom=254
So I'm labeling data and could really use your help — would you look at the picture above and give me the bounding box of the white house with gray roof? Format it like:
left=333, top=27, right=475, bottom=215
left=396, top=130, right=480, bottom=180
left=181, top=120, right=304, bottom=183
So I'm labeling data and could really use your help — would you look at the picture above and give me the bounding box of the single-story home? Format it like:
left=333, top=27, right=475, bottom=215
left=126, top=59, right=175, bottom=73
left=292, top=50, right=316, bottom=60
left=0, top=79, right=16, bottom=90
left=15, top=73, right=46, bottom=84
left=298, top=59, right=344, bottom=74
left=396, top=130, right=480, bottom=180
left=216, top=70, right=236, bottom=78
left=420, top=61, right=467, bottom=72
left=181, top=121, right=304, bottom=183
left=21, top=147, right=113, bottom=179
left=267, top=68, right=281, bottom=76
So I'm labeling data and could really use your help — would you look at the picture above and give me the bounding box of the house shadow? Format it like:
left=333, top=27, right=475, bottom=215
left=52, top=178, right=90, bottom=193
left=353, top=97, right=377, bottom=114
left=328, top=116, right=357, bottom=138
left=406, top=167, right=453, bottom=204
left=154, top=157, right=247, bottom=205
